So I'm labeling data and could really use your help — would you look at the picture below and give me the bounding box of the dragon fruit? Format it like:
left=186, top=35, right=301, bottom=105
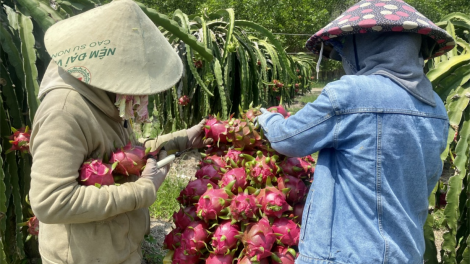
left=109, top=142, right=147, bottom=176
left=204, top=116, right=228, bottom=143
left=163, top=228, right=182, bottom=250
left=240, top=105, right=262, bottom=122
left=225, top=119, right=264, bottom=151
left=211, top=221, right=240, bottom=254
left=267, top=106, right=291, bottom=119
left=290, top=203, right=305, bottom=223
left=206, top=254, right=234, bottom=264
left=201, top=155, right=228, bottom=172
left=177, top=179, right=217, bottom=206
left=256, top=187, right=291, bottom=218
left=280, top=157, right=312, bottom=178
left=178, top=95, right=190, bottom=106
left=229, top=193, right=258, bottom=222
left=195, top=165, right=222, bottom=183
left=220, top=168, right=247, bottom=194
left=241, top=218, right=276, bottom=261
left=173, top=206, right=199, bottom=229
left=272, top=218, right=300, bottom=246
left=206, top=143, right=231, bottom=156
left=277, top=175, right=308, bottom=204
left=7, top=127, right=31, bottom=153
left=238, top=256, right=269, bottom=264
left=27, top=216, right=39, bottom=236
left=245, top=152, right=279, bottom=185
left=180, top=221, right=210, bottom=254
left=271, top=246, right=297, bottom=264
left=79, top=159, right=114, bottom=187
left=172, top=247, right=201, bottom=264
left=224, top=149, right=243, bottom=166
left=196, top=182, right=233, bottom=221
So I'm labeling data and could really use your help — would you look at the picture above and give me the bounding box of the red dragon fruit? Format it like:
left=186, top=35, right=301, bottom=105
left=220, top=168, right=247, bottom=194
left=240, top=105, right=262, bottom=122
left=206, top=254, right=234, bottom=264
left=201, top=155, right=228, bottom=172
left=79, top=159, right=115, bottom=187
left=277, top=175, right=308, bottom=204
left=225, top=119, right=264, bottom=151
left=238, top=256, right=269, bottom=264
left=109, top=142, right=147, bottom=176
left=178, top=95, right=190, bottom=106
left=163, top=228, right=182, bottom=250
left=290, top=203, right=305, bottom=223
left=224, top=149, right=243, bottom=166
left=256, top=187, right=291, bottom=218
left=244, top=152, right=279, bottom=185
left=229, top=193, right=258, bottom=222
left=280, top=157, right=312, bottom=178
left=211, top=220, right=240, bottom=254
left=177, top=179, right=217, bottom=206
left=180, top=221, right=210, bottom=254
left=7, top=127, right=31, bottom=153
left=204, top=116, right=228, bottom=143
left=196, top=183, right=233, bottom=221
left=27, top=216, right=39, bottom=236
left=272, top=218, right=300, bottom=246
left=241, top=218, right=276, bottom=261
left=206, top=143, right=231, bottom=156
left=173, top=206, right=199, bottom=229
left=172, top=247, right=201, bottom=264
left=271, top=246, right=297, bottom=264
left=195, top=165, right=222, bottom=183
left=267, top=106, right=291, bottom=119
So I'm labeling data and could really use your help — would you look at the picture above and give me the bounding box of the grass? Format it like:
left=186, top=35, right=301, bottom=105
left=432, top=208, right=446, bottom=230
left=149, top=173, right=188, bottom=219
left=288, top=93, right=320, bottom=114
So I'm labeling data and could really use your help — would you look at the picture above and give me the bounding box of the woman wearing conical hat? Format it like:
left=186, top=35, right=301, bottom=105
left=29, top=0, right=209, bottom=263
left=258, top=1, right=454, bottom=263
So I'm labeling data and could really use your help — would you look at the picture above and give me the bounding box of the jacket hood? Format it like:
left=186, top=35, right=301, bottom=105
left=39, top=60, right=122, bottom=122
left=337, top=32, right=436, bottom=107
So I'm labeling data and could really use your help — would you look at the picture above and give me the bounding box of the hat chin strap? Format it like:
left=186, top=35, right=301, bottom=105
left=316, top=42, right=324, bottom=80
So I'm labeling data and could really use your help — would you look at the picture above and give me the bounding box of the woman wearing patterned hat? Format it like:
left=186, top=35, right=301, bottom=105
left=28, top=0, right=209, bottom=263
left=257, top=0, right=453, bottom=263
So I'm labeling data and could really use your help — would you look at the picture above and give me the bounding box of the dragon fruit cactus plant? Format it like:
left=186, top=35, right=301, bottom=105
left=7, top=126, right=31, bottom=154
left=164, top=106, right=316, bottom=263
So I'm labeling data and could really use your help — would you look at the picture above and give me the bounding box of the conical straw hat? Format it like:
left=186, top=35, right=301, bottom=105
left=44, top=0, right=183, bottom=95
left=305, top=0, right=455, bottom=60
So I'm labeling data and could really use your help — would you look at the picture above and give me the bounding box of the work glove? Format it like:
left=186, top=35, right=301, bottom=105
left=141, top=150, right=171, bottom=191
left=186, top=119, right=214, bottom=149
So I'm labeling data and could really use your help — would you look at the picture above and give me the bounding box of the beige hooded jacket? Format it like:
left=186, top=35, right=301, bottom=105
left=30, top=61, right=187, bottom=264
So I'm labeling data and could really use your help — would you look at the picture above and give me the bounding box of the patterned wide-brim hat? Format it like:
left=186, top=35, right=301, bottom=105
left=306, top=0, right=456, bottom=60
left=44, top=0, right=183, bottom=95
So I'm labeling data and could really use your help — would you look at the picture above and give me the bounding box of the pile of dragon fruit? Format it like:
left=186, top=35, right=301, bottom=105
left=164, top=106, right=315, bottom=264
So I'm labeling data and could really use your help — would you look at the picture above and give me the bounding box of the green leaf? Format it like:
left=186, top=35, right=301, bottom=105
left=137, top=3, right=213, bottom=62
left=18, top=13, right=40, bottom=122
left=234, top=20, right=296, bottom=79
left=15, top=0, right=65, bottom=31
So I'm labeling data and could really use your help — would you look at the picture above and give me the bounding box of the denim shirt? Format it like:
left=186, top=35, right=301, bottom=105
left=258, top=75, right=448, bottom=264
